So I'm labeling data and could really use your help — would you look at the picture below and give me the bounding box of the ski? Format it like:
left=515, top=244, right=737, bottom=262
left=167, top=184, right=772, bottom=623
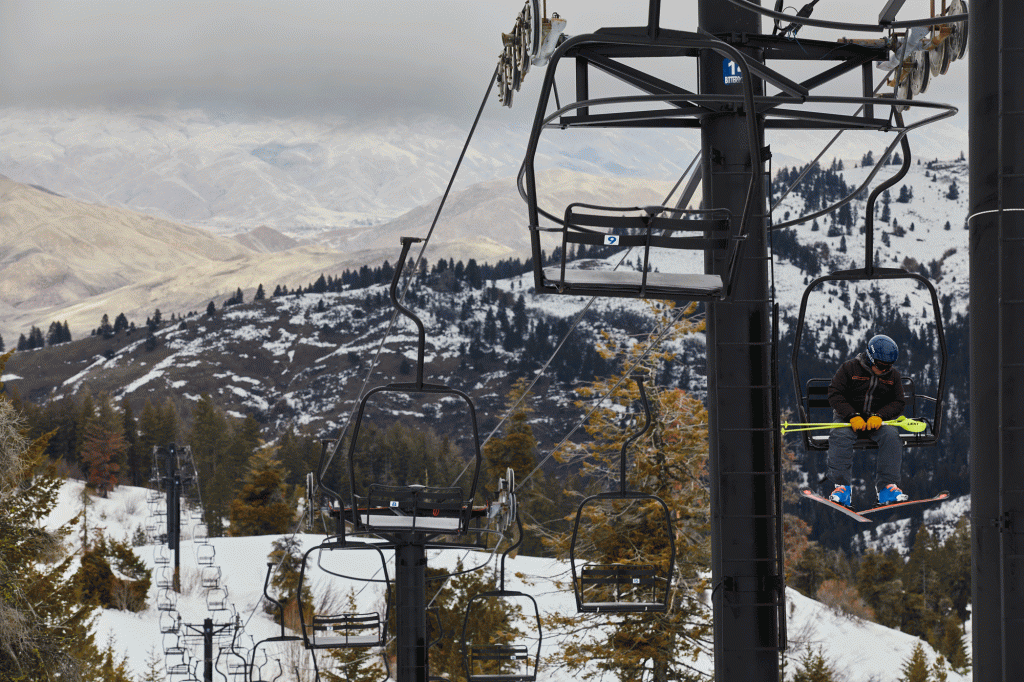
left=858, top=490, right=950, bottom=515
left=800, top=489, right=872, bottom=523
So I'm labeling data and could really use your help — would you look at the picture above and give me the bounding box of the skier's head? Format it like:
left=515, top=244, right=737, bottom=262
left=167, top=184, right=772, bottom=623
left=866, top=334, right=898, bottom=371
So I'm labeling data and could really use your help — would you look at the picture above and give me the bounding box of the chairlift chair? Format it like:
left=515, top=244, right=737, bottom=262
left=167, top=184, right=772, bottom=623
left=196, top=543, right=216, bottom=566
left=322, top=237, right=485, bottom=537
left=521, top=30, right=778, bottom=303
left=788, top=138, right=947, bottom=453
left=250, top=563, right=302, bottom=679
left=461, top=516, right=542, bottom=682
left=201, top=565, right=222, bottom=589
left=206, top=585, right=229, bottom=612
left=296, top=538, right=391, bottom=650
left=569, top=375, right=675, bottom=613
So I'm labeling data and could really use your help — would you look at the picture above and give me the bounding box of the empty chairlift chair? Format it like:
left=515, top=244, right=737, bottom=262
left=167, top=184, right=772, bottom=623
left=323, top=237, right=485, bottom=538
left=250, top=562, right=302, bottom=678
left=462, top=516, right=542, bottom=682
left=522, top=31, right=772, bottom=303
left=296, top=538, right=391, bottom=650
left=569, top=375, right=675, bottom=613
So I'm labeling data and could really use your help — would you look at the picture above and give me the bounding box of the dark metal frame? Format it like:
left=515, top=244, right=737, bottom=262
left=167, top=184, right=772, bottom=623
left=316, top=237, right=484, bottom=540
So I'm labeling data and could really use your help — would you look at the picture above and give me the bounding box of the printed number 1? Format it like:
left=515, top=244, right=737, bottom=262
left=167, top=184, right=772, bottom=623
left=726, top=60, right=738, bottom=76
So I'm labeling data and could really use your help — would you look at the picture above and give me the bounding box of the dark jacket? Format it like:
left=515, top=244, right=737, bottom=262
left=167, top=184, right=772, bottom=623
left=828, top=352, right=906, bottom=421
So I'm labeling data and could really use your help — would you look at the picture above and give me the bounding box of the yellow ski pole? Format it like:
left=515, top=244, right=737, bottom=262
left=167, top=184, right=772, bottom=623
left=780, top=415, right=927, bottom=435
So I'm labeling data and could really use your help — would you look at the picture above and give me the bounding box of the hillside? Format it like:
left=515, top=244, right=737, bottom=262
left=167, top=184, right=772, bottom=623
left=47, top=479, right=970, bottom=682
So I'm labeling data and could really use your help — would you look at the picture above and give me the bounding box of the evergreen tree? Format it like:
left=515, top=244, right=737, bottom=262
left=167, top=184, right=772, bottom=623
left=546, top=303, right=712, bottom=682
left=113, top=313, right=129, bottom=334
left=79, top=394, right=125, bottom=497
left=791, top=647, right=838, bottom=682
left=190, top=394, right=231, bottom=535
left=121, top=402, right=144, bottom=486
left=946, top=181, right=959, bottom=200
left=229, top=448, right=293, bottom=536
left=206, top=301, right=216, bottom=316
left=898, top=642, right=931, bottom=682
left=98, top=314, right=114, bottom=338
left=0, top=352, right=103, bottom=679
left=255, top=283, right=266, bottom=300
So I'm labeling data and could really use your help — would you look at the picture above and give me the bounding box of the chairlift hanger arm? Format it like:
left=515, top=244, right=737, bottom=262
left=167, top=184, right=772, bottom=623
left=723, top=0, right=968, bottom=32
left=744, top=34, right=889, bottom=61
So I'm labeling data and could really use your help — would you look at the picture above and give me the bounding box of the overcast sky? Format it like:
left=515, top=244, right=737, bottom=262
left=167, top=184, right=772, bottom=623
left=0, top=0, right=967, bottom=122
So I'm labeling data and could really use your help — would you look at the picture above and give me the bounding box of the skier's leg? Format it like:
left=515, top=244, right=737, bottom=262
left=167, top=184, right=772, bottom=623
left=872, top=424, right=903, bottom=490
left=827, top=426, right=858, bottom=487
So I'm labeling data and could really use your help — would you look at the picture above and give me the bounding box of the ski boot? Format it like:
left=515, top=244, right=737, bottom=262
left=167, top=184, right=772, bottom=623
left=828, top=485, right=852, bottom=508
left=878, top=484, right=909, bottom=505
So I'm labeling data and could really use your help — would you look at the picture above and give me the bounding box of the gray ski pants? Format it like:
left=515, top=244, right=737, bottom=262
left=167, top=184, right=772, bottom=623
left=827, top=418, right=902, bottom=491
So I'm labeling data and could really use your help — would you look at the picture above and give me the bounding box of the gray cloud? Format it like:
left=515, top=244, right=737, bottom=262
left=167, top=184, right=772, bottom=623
left=0, top=0, right=967, bottom=120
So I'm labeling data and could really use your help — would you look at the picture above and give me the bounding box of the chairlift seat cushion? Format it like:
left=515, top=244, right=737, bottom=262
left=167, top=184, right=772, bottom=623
left=542, top=268, right=723, bottom=299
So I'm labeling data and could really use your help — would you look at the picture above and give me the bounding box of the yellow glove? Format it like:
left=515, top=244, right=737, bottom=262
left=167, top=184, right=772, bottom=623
left=866, top=415, right=883, bottom=430
left=850, top=416, right=867, bottom=431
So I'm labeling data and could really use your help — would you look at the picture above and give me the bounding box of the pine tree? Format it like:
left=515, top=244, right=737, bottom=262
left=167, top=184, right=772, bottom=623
left=255, top=283, right=266, bottom=300
left=139, top=645, right=166, bottom=682
left=791, top=647, right=838, bottom=682
left=0, top=352, right=102, bottom=679
left=545, top=302, right=712, bottom=682
left=121, top=402, right=144, bottom=486
left=229, top=448, right=293, bottom=536
left=79, top=394, right=125, bottom=497
left=898, top=642, right=931, bottom=682
left=191, top=394, right=231, bottom=535
left=482, top=378, right=563, bottom=556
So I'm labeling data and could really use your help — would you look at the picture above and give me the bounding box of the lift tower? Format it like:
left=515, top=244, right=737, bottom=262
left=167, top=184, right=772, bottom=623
left=697, top=2, right=781, bottom=680
left=970, top=0, right=1024, bottom=678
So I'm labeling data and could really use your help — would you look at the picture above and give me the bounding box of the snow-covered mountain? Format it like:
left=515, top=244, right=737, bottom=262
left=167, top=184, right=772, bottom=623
left=0, top=106, right=967, bottom=238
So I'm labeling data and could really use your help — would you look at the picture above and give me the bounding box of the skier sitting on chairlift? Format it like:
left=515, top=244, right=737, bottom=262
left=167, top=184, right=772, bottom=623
left=826, top=334, right=909, bottom=509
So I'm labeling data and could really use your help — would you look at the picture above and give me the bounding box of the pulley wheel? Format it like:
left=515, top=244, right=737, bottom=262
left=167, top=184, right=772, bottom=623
left=911, top=50, right=929, bottom=95
left=940, top=33, right=953, bottom=74
left=930, top=38, right=944, bottom=77
left=948, top=0, right=965, bottom=62
left=896, top=68, right=911, bottom=111
left=957, top=0, right=969, bottom=60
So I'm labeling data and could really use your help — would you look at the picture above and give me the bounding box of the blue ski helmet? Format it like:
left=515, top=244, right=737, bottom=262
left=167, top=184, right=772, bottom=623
left=867, top=334, right=899, bottom=365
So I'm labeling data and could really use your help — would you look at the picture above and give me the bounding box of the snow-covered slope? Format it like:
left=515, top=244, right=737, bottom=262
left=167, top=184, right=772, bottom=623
left=46, top=480, right=971, bottom=682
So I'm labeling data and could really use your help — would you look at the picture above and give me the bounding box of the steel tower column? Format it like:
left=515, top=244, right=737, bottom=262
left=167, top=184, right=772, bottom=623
left=395, top=539, right=429, bottom=682
left=970, top=0, right=1024, bottom=679
left=698, top=1, right=781, bottom=680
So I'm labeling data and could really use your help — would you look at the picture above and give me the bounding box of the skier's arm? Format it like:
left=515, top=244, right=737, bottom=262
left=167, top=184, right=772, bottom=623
left=827, top=362, right=857, bottom=420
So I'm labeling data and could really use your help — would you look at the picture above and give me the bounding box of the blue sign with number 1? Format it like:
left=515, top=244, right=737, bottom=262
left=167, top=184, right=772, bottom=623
left=723, top=58, right=742, bottom=85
